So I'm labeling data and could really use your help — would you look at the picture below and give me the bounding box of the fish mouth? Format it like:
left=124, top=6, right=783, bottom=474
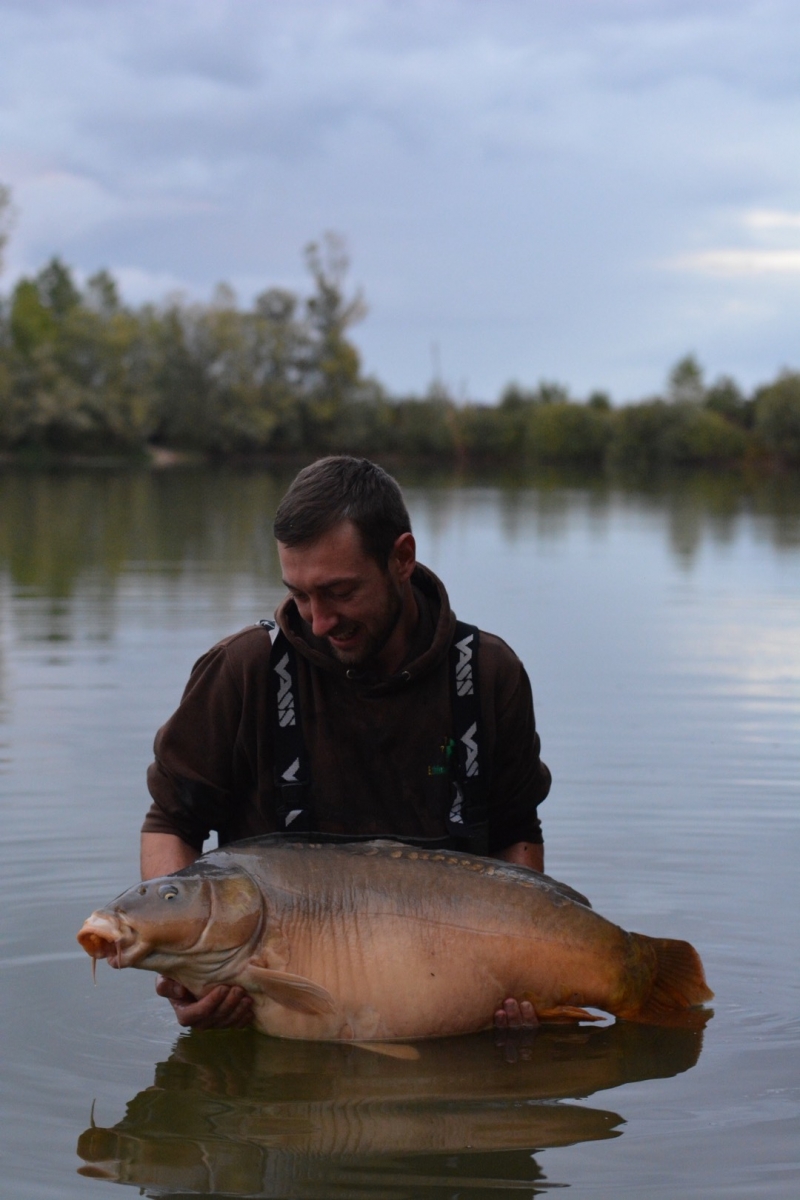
left=77, top=912, right=141, bottom=971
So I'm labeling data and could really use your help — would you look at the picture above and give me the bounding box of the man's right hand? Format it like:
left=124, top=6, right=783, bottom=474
left=156, top=976, right=254, bottom=1030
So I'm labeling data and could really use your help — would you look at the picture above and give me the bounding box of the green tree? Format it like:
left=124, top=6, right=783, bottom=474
left=754, top=372, right=800, bottom=463
left=674, top=407, right=748, bottom=463
left=85, top=269, right=122, bottom=316
left=3, top=258, right=156, bottom=452
left=668, top=354, right=705, bottom=405
left=608, top=398, right=747, bottom=471
left=248, top=287, right=310, bottom=451
left=10, top=278, right=56, bottom=354
left=498, top=381, right=571, bottom=408
left=704, top=375, right=751, bottom=426
left=36, top=257, right=81, bottom=316
left=525, top=402, right=611, bottom=465
left=301, top=232, right=366, bottom=446
left=0, top=182, right=13, bottom=277
left=587, top=391, right=612, bottom=411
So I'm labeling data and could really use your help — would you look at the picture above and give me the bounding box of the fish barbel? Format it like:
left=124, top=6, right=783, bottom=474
left=77, top=838, right=712, bottom=1040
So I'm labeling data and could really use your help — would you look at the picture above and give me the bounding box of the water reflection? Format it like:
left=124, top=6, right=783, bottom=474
left=77, top=1019, right=707, bottom=1199
left=2, top=467, right=800, bottom=611
left=0, top=465, right=796, bottom=619
left=0, top=468, right=291, bottom=598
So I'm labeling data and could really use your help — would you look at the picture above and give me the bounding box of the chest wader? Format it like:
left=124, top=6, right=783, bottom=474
left=260, top=620, right=489, bottom=857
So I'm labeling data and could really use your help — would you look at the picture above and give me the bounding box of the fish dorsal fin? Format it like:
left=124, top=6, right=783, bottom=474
left=244, top=964, right=336, bottom=1015
left=536, top=872, right=592, bottom=909
left=488, top=863, right=592, bottom=909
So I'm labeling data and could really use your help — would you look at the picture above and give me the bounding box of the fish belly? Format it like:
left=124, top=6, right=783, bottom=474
left=247, top=903, right=625, bottom=1042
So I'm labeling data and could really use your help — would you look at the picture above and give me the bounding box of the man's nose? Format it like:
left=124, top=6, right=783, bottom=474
left=309, top=599, right=338, bottom=638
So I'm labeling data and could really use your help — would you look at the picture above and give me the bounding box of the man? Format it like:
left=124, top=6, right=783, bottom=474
left=142, top=457, right=550, bottom=1031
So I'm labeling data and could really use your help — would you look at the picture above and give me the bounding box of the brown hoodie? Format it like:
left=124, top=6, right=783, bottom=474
left=143, top=565, right=550, bottom=853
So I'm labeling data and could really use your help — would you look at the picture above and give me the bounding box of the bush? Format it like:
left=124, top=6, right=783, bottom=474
left=525, top=402, right=612, bottom=465
left=606, top=401, right=676, bottom=471
left=457, top=403, right=526, bottom=461
left=676, top=407, right=748, bottom=463
left=387, top=398, right=457, bottom=458
left=607, top=400, right=747, bottom=470
left=705, top=375, right=752, bottom=427
left=754, top=373, right=800, bottom=463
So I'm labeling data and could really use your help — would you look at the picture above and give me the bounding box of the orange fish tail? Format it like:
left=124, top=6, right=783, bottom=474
left=619, top=933, right=714, bottom=1024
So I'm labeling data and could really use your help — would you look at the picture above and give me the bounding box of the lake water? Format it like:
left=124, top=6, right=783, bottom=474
left=1, top=466, right=798, bottom=1199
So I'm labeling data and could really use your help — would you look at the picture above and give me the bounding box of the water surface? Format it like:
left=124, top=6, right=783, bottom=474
left=1, top=467, right=798, bottom=1198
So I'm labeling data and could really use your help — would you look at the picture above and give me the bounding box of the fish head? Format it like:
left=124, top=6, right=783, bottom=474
left=77, top=864, right=264, bottom=980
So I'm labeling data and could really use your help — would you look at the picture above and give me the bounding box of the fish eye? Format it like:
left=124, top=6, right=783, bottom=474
left=158, top=884, right=180, bottom=901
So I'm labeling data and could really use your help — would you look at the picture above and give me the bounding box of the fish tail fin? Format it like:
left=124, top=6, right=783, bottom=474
left=623, top=934, right=714, bottom=1023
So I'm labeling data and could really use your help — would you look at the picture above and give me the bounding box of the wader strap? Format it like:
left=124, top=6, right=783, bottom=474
left=447, top=621, right=489, bottom=856
left=261, top=621, right=314, bottom=833
left=262, top=617, right=488, bottom=853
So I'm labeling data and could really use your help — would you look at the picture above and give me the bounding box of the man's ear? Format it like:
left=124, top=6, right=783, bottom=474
left=390, top=532, right=416, bottom=583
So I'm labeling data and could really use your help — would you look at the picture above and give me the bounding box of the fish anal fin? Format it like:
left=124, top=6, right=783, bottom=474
left=244, top=964, right=336, bottom=1015
left=536, top=1005, right=605, bottom=1023
left=352, top=1042, right=421, bottom=1060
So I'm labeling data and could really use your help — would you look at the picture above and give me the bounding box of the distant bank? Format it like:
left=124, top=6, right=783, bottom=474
left=2, top=248, right=799, bottom=474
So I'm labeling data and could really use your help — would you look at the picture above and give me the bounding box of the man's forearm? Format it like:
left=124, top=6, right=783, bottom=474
left=141, top=832, right=201, bottom=880
left=495, top=840, right=544, bottom=872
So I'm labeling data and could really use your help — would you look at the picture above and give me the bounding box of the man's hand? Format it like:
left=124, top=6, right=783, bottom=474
left=492, top=845, right=542, bottom=1033
left=493, top=998, right=538, bottom=1030
left=144, top=838, right=255, bottom=1030
left=495, top=841, right=544, bottom=873
left=155, top=976, right=254, bottom=1031
left=493, top=1000, right=538, bottom=1062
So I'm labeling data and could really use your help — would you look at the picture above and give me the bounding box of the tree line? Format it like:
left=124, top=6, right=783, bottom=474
left=1, top=231, right=799, bottom=470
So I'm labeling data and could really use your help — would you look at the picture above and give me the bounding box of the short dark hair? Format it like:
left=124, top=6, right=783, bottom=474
left=273, top=457, right=412, bottom=568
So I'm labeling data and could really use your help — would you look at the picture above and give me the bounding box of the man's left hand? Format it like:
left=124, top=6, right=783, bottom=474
left=493, top=998, right=538, bottom=1029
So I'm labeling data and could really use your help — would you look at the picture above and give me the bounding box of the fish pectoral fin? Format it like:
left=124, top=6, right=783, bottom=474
left=243, top=964, right=336, bottom=1015
left=352, top=1042, right=421, bottom=1061
left=535, top=1005, right=606, bottom=1023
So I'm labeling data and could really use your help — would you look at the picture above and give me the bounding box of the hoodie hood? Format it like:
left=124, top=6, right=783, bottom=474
left=274, top=564, right=457, bottom=696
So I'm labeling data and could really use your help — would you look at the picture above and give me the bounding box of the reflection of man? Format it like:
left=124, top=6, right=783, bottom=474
left=141, top=457, right=551, bottom=1030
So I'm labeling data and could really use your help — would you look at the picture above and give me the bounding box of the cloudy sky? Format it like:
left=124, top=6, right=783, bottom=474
left=2, top=0, right=800, bottom=400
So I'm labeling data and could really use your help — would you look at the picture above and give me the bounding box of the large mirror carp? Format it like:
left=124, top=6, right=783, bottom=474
left=77, top=837, right=712, bottom=1041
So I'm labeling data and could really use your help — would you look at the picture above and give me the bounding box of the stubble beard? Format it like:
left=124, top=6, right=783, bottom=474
left=327, top=579, right=405, bottom=668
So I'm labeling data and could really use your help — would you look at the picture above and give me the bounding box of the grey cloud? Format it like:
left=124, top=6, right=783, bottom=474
left=2, top=0, right=800, bottom=398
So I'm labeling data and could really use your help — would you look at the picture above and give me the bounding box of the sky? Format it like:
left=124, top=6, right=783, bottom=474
left=2, top=0, right=800, bottom=402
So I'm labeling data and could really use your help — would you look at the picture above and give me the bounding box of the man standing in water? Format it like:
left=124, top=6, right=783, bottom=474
left=141, top=456, right=551, bottom=1030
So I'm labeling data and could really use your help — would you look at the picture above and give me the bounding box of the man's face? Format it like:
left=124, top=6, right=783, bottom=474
left=277, top=521, right=413, bottom=668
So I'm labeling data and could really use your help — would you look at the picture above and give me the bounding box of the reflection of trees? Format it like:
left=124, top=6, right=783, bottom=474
left=0, top=469, right=295, bottom=645
left=0, top=601, right=7, bottom=725
left=1, top=468, right=800, bottom=611
left=611, top=470, right=800, bottom=566
left=750, top=475, right=800, bottom=549
left=0, top=468, right=290, bottom=598
left=77, top=1020, right=707, bottom=1199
